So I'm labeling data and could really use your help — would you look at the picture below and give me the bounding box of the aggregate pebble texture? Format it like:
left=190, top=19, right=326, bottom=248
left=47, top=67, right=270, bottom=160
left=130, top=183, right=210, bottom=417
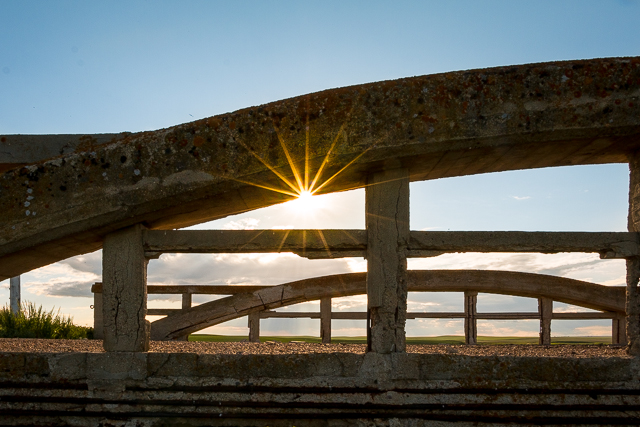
left=0, top=338, right=629, bottom=358
left=1, top=57, right=640, bottom=279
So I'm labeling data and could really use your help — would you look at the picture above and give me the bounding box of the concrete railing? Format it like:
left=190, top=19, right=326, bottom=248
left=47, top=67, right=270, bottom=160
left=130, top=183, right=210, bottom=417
left=91, top=282, right=626, bottom=345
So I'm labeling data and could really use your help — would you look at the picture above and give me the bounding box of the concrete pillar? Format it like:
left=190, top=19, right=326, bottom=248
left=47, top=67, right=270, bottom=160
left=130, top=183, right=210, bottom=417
left=182, top=293, right=192, bottom=310
left=93, top=287, right=104, bottom=340
left=366, top=168, right=410, bottom=353
left=538, top=297, right=552, bottom=346
left=102, top=225, right=149, bottom=352
left=464, top=291, right=478, bottom=345
left=248, top=311, right=260, bottom=343
left=613, top=315, right=627, bottom=345
left=9, top=276, right=20, bottom=315
left=172, top=293, right=194, bottom=341
left=320, top=297, right=332, bottom=344
left=627, top=153, right=640, bottom=355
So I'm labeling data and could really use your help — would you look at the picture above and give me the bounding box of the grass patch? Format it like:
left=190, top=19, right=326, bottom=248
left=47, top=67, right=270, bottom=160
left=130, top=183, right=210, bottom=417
left=0, top=302, right=93, bottom=339
left=189, top=334, right=612, bottom=345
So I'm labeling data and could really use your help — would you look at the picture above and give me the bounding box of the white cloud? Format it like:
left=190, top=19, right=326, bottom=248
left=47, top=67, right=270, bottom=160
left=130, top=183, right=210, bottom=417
left=222, top=218, right=260, bottom=230
left=477, top=320, right=538, bottom=337
left=511, top=196, right=531, bottom=201
left=572, top=325, right=611, bottom=336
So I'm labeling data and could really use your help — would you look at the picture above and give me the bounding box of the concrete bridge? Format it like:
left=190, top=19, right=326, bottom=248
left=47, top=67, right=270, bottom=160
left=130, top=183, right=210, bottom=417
left=2, top=56, right=640, bottom=424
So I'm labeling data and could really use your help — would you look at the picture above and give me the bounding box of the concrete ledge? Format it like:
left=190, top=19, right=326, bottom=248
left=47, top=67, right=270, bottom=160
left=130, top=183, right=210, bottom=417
left=0, top=351, right=638, bottom=425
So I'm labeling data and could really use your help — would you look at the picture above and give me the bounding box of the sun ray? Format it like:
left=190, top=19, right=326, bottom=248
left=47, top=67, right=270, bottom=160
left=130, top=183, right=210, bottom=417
left=308, top=122, right=346, bottom=193
left=272, top=121, right=305, bottom=194
left=222, top=93, right=374, bottom=205
left=310, top=148, right=372, bottom=195
left=340, top=229, right=363, bottom=246
left=238, top=229, right=269, bottom=252
left=310, top=129, right=392, bottom=194
left=233, top=137, right=300, bottom=194
left=277, top=229, right=292, bottom=253
left=225, top=176, right=300, bottom=198
left=302, top=230, right=307, bottom=258
left=307, top=92, right=363, bottom=193
left=316, top=229, right=332, bottom=258
left=305, top=111, right=310, bottom=192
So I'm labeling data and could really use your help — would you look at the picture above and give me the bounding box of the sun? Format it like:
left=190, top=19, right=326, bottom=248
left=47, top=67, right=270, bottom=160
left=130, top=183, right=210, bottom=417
left=287, top=190, right=325, bottom=214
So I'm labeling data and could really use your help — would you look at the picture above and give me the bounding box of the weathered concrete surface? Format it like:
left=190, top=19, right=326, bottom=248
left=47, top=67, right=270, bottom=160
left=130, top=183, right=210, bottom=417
left=366, top=168, right=410, bottom=353
left=150, top=270, right=626, bottom=340
left=102, top=225, right=149, bottom=352
left=144, top=229, right=639, bottom=259
left=144, top=228, right=368, bottom=258
left=1, top=57, right=640, bottom=279
left=0, top=133, right=124, bottom=173
left=0, top=350, right=637, bottom=425
left=629, top=153, right=640, bottom=355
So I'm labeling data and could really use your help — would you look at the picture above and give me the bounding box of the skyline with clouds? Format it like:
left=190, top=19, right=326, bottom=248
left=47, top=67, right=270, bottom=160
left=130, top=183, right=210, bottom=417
left=1, top=1, right=639, bottom=338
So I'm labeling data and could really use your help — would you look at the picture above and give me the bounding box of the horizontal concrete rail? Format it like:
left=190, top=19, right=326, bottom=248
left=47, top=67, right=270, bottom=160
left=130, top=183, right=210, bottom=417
left=2, top=57, right=640, bottom=279
left=143, top=229, right=367, bottom=258
left=258, top=311, right=621, bottom=320
left=141, top=229, right=640, bottom=259
left=91, top=283, right=272, bottom=294
left=409, top=231, right=640, bottom=259
left=150, top=269, right=626, bottom=340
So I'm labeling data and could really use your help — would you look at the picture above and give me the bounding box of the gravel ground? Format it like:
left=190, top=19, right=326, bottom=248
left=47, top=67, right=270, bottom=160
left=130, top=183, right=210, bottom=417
left=0, top=338, right=630, bottom=358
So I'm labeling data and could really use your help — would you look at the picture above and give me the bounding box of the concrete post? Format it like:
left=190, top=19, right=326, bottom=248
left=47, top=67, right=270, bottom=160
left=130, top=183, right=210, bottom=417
left=320, top=297, right=332, bottom=344
left=172, top=293, right=193, bottom=342
left=9, top=276, right=20, bottom=315
left=464, top=291, right=478, bottom=345
left=538, top=297, right=552, bottom=346
left=613, top=315, right=627, bottom=345
left=102, top=225, right=149, bottom=352
left=182, top=293, right=192, bottom=310
left=93, top=288, right=104, bottom=340
left=366, top=168, right=410, bottom=353
left=627, top=153, right=640, bottom=355
left=248, top=311, right=260, bottom=343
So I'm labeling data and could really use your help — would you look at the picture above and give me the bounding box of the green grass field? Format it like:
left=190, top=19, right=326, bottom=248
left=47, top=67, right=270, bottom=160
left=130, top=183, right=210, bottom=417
left=189, top=335, right=612, bottom=345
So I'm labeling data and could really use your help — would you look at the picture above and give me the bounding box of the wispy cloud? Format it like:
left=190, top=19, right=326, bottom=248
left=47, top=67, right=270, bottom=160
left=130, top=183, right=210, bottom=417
left=511, top=196, right=531, bottom=201
left=222, top=218, right=260, bottom=230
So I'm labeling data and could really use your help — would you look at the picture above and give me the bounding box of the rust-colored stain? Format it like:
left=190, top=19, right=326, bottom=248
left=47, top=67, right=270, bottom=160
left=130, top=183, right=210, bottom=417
left=193, top=136, right=205, bottom=147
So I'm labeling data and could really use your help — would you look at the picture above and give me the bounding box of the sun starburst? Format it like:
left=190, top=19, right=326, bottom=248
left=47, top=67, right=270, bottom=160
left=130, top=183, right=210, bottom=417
left=222, top=95, right=373, bottom=210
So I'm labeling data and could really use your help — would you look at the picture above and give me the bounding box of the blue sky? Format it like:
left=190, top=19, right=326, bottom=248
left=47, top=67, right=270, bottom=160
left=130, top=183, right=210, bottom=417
left=1, top=0, right=639, bottom=338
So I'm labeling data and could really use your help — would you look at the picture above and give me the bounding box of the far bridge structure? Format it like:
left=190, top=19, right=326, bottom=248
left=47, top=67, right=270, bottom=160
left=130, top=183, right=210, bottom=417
left=1, top=57, right=640, bottom=425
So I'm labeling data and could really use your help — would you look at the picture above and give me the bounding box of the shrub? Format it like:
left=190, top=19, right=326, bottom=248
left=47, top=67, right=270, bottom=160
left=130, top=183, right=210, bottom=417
left=0, top=302, right=93, bottom=339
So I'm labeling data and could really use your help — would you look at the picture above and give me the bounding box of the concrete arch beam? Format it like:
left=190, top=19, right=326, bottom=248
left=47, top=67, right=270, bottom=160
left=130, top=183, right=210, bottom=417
left=150, top=269, right=626, bottom=340
left=1, top=57, right=640, bottom=279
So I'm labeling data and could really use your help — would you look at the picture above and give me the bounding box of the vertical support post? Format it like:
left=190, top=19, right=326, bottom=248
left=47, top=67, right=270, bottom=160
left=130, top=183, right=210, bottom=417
left=102, top=225, right=149, bottom=352
left=9, top=276, right=20, bottom=315
left=366, top=167, right=410, bottom=353
left=320, top=297, right=332, bottom=344
left=92, top=283, right=104, bottom=340
left=248, top=311, right=260, bottom=343
left=182, top=293, right=192, bottom=310
left=464, top=291, right=478, bottom=345
left=538, top=297, right=552, bottom=346
left=627, top=153, right=640, bottom=355
left=172, top=293, right=194, bottom=341
left=613, top=314, right=627, bottom=345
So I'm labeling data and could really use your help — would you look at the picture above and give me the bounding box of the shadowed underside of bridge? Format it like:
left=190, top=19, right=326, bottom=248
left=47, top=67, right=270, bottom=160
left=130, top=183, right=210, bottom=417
left=150, top=269, right=626, bottom=340
left=1, top=57, right=640, bottom=279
